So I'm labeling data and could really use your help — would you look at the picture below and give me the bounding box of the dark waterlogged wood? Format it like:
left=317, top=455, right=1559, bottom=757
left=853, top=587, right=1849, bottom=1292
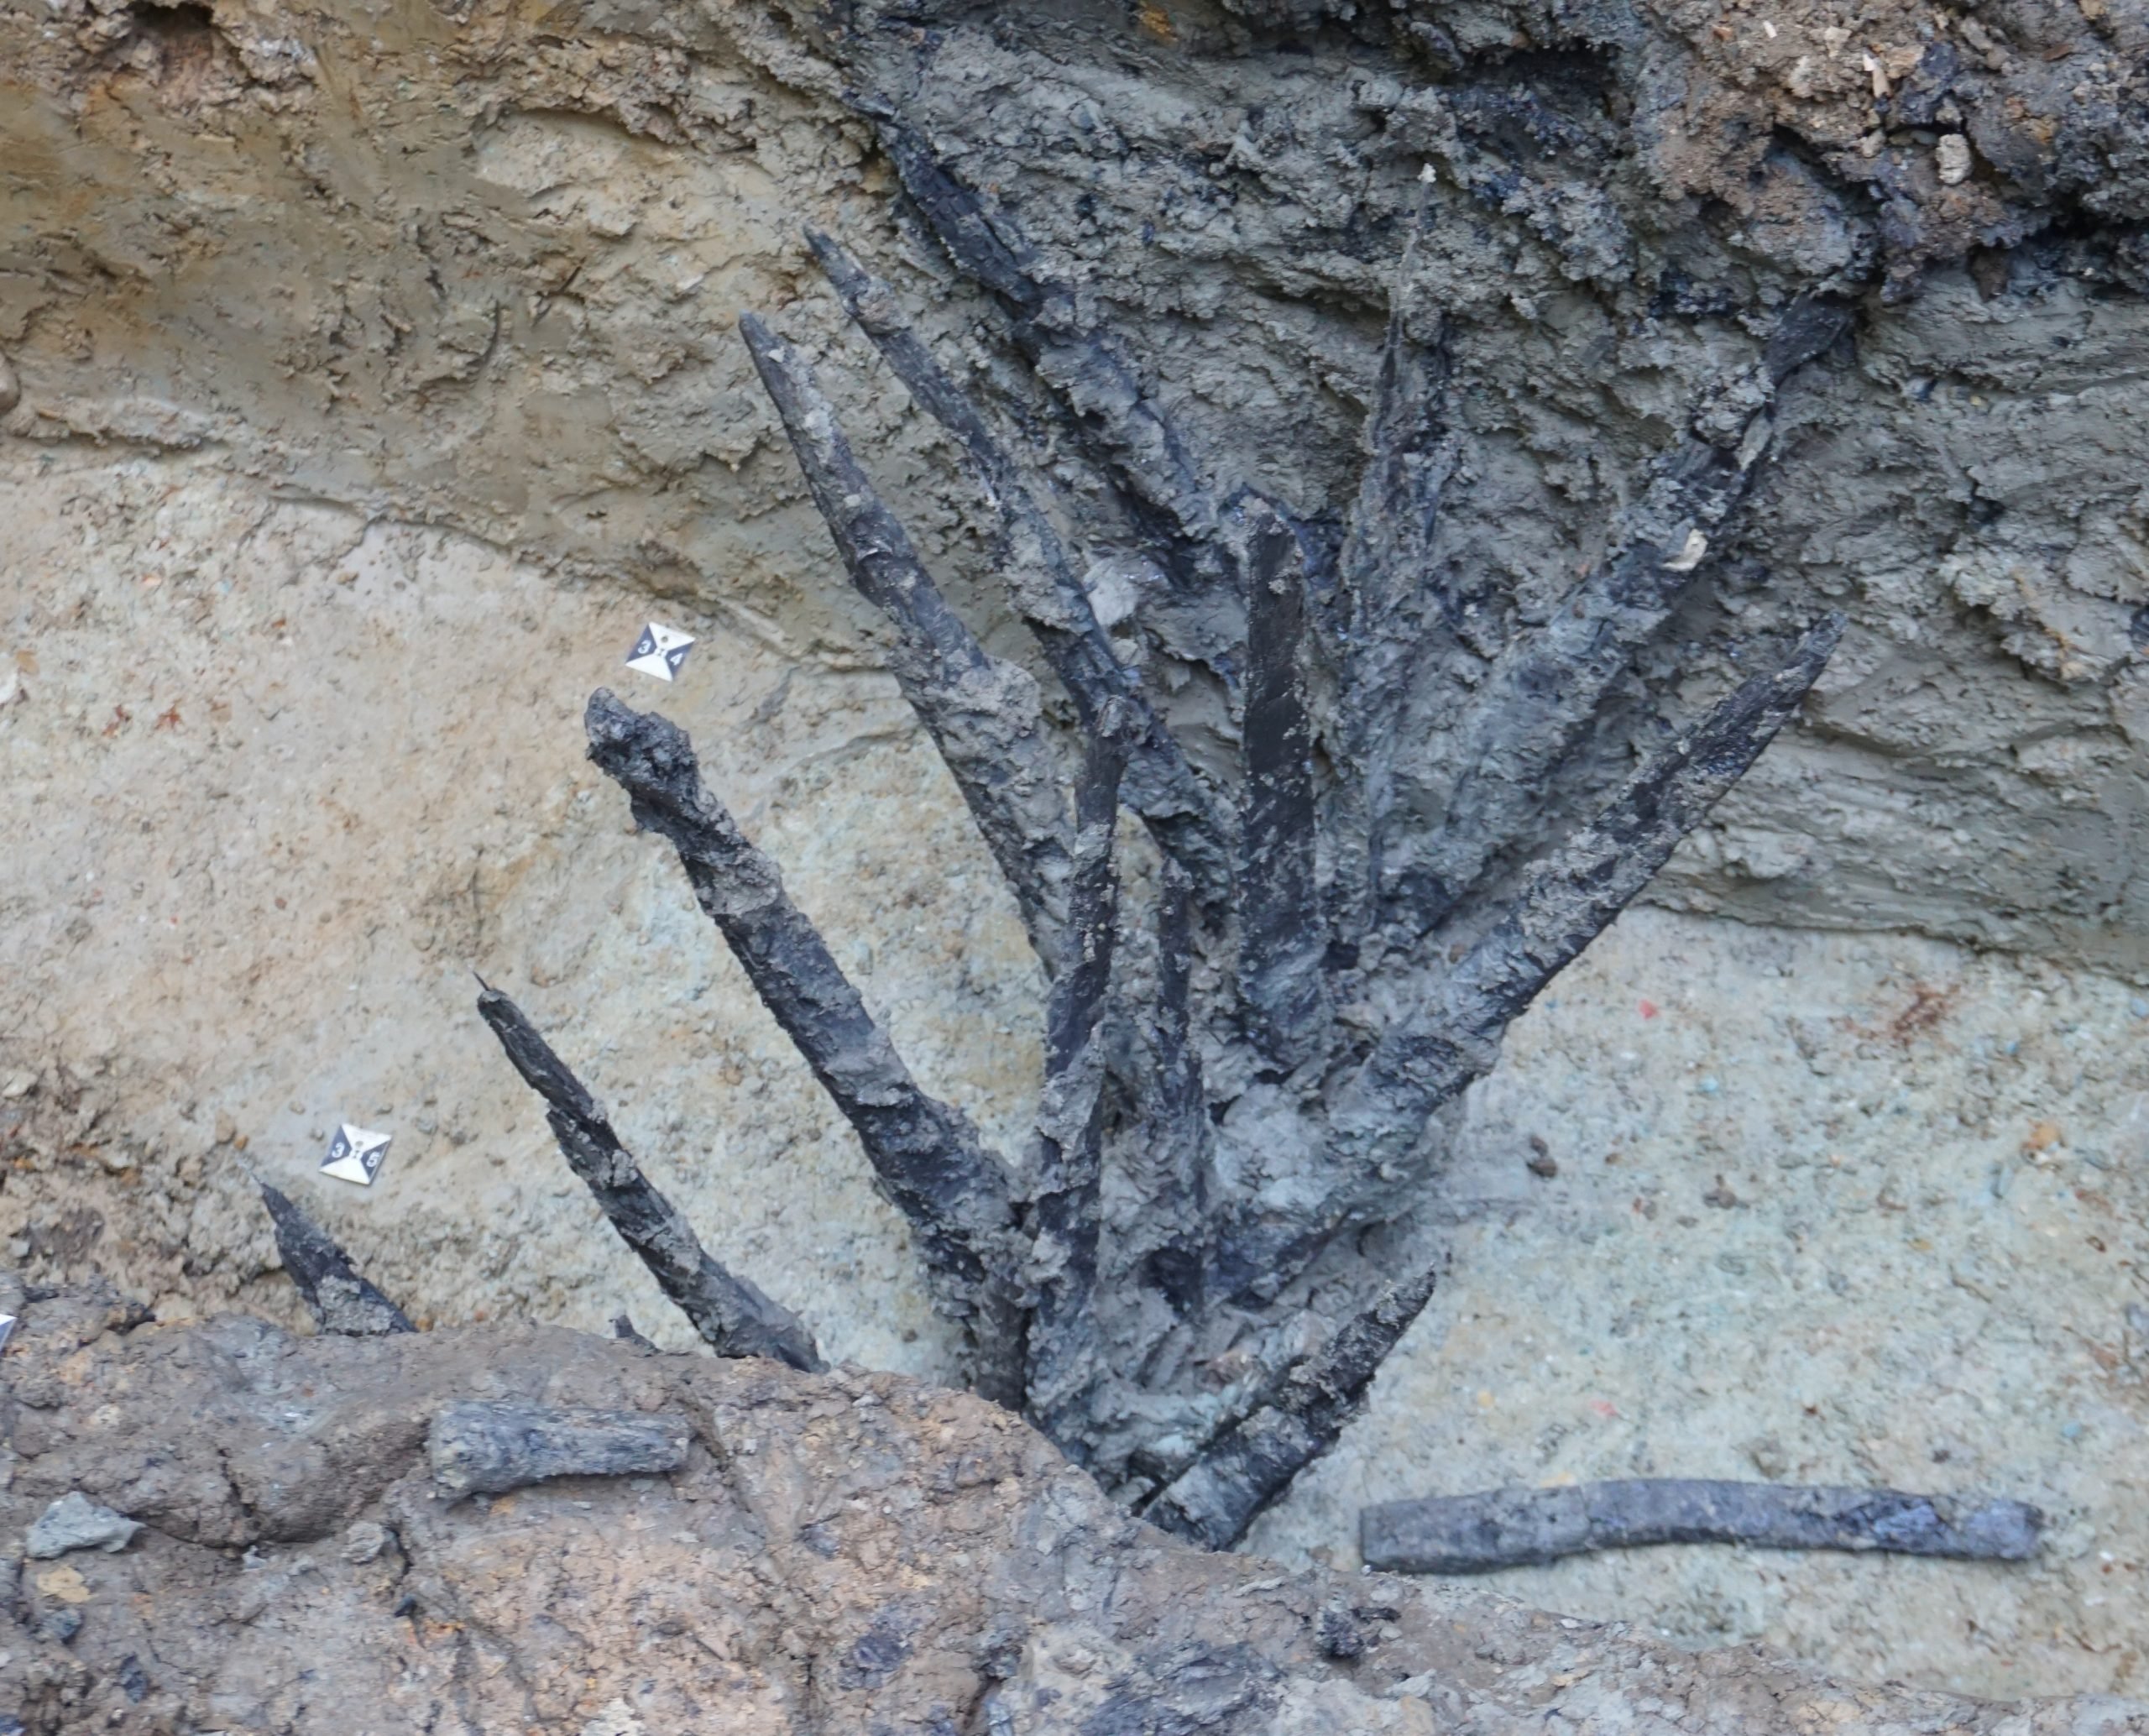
left=427, top=1400, right=692, bottom=1497
left=1362, top=1479, right=2044, bottom=1573
left=1395, top=299, right=1856, bottom=936
left=1318, top=617, right=1847, bottom=1236
left=855, top=97, right=1237, bottom=608
left=740, top=311, right=1076, bottom=975
left=864, top=74, right=1322, bottom=686
left=582, top=688, right=1027, bottom=1404
left=1234, top=496, right=1327, bottom=1073
left=1024, top=729, right=1125, bottom=1449
left=1205, top=617, right=1847, bottom=1299
left=257, top=1180, right=413, bottom=1336
left=476, top=985, right=824, bottom=1373
left=804, top=227, right=1231, bottom=907
left=1144, top=1263, right=1440, bottom=1550
left=580, top=87, right=2047, bottom=1572
left=1321, top=249, right=1458, bottom=960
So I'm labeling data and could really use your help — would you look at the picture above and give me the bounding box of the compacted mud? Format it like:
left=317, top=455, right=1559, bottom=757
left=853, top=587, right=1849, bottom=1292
left=0, top=1282, right=2141, bottom=1732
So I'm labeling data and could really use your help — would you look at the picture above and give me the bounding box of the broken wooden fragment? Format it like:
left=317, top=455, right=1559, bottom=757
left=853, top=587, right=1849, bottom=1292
left=1142, top=1263, right=1439, bottom=1550
left=258, top=1180, right=414, bottom=1336
left=426, top=1401, right=691, bottom=1498
left=612, top=1315, right=659, bottom=1352
left=1362, top=1478, right=2044, bottom=1573
left=1763, top=294, right=1855, bottom=384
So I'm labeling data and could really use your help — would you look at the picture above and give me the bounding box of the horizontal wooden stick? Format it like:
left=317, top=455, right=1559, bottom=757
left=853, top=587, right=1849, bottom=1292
left=1362, top=1478, right=2043, bottom=1573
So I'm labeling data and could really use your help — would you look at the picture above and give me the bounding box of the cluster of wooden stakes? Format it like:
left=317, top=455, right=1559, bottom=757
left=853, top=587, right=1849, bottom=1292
left=258, top=102, right=2042, bottom=1579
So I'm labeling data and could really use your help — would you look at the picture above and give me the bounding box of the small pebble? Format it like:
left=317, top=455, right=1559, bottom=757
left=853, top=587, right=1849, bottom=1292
left=25, top=1493, right=139, bottom=1560
left=2061, top=1420, right=2084, bottom=1442
left=1697, top=1076, right=1720, bottom=1095
left=1936, top=133, right=1973, bottom=185
left=0, top=354, right=18, bottom=418
left=1525, top=1135, right=1558, bottom=1179
left=1746, top=1435, right=1790, bottom=1479
left=2131, top=998, right=2149, bottom=1020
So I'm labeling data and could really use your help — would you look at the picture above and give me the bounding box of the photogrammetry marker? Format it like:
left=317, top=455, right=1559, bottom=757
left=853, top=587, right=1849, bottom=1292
left=625, top=624, right=695, bottom=682
left=320, top=1123, right=391, bottom=1186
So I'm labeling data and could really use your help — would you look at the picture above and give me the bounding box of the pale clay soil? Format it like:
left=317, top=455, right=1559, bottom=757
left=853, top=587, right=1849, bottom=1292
left=3, top=449, right=2146, bottom=1702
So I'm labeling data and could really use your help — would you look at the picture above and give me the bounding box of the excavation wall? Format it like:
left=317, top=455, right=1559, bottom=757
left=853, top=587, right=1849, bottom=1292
left=4, top=0, right=2148, bottom=1700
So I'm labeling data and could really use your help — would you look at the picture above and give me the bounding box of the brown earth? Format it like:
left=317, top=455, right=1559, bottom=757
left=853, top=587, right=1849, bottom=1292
left=0, top=1282, right=2142, bottom=1733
